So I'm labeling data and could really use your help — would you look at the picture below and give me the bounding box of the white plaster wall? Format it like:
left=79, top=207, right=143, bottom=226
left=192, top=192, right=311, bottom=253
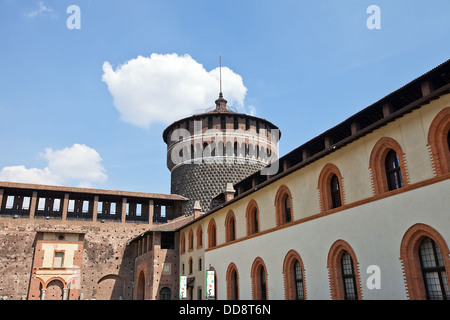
left=180, top=93, right=450, bottom=300
left=205, top=179, right=450, bottom=300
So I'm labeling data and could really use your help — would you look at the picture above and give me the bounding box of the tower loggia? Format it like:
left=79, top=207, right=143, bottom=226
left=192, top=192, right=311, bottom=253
left=162, top=91, right=281, bottom=214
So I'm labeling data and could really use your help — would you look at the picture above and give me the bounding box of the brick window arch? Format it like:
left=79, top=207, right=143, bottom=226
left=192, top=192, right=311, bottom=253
left=318, top=163, right=345, bottom=212
left=207, top=219, right=217, bottom=248
left=327, top=240, right=362, bottom=300
left=180, top=232, right=186, bottom=254
left=274, top=185, right=293, bottom=226
left=196, top=225, right=203, bottom=249
left=283, top=250, right=306, bottom=300
left=246, top=199, right=260, bottom=235
left=188, top=229, right=194, bottom=251
left=225, top=210, right=236, bottom=242
left=226, top=262, right=240, bottom=300
left=251, top=257, right=268, bottom=300
left=427, top=107, right=450, bottom=176
left=369, top=137, right=409, bottom=195
left=400, top=223, right=450, bottom=300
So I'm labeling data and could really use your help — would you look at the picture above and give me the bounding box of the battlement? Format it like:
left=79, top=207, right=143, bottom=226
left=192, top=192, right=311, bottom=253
left=0, top=181, right=187, bottom=225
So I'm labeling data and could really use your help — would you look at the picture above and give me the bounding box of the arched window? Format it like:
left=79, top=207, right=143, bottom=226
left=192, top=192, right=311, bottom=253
left=427, top=107, right=450, bottom=175
left=220, top=141, right=226, bottom=157
left=419, top=237, right=450, bottom=300
left=447, top=129, right=450, bottom=152
left=385, top=149, right=403, bottom=191
left=208, top=219, right=217, bottom=248
left=369, top=137, right=408, bottom=195
left=196, top=225, right=203, bottom=249
left=246, top=200, right=260, bottom=235
left=318, top=163, right=345, bottom=212
left=400, top=224, right=450, bottom=300
left=341, top=251, right=358, bottom=300
left=274, top=185, right=293, bottom=226
left=226, top=263, right=239, bottom=300
left=293, top=261, right=304, bottom=300
left=327, top=240, right=362, bottom=300
left=180, top=233, right=186, bottom=254
left=225, top=211, right=236, bottom=242
left=330, top=174, right=342, bottom=208
left=284, top=194, right=291, bottom=223
left=259, top=267, right=267, bottom=300
left=160, top=287, right=171, bottom=300
left=251, top=257, right=268, bottom=300
left=283, top=250, right=306, bottom=300
left=232, top=270, right=239, bottom=299
left=188, top=229, right=194, bottom=251
left=210, top=141, right=216, bottom=157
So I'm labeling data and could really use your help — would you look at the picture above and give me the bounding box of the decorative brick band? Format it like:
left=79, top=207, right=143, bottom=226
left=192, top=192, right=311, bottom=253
left=369, top=137, right=409, bottom=195
left=274, top=185, right=294, bottom=226
left=327, top=239, right=363, bottom=300
left=317, top=163, right=345, bottom=212
left=196, top=225, right=203, bottom=249
left=224, top=210, right=236, bottom=243
left=226, top=262, right=240, bottom=300
left=245, top=199, right=260, bottom=236
left=207, top=219, right=217, bottom=248
left=427, top=107, right=450, bottom=176
left=250, top=257, right=269, bottom=300
left=282, top=249, right=307, bottom=300
left=399, top=223, right=450, bottom=300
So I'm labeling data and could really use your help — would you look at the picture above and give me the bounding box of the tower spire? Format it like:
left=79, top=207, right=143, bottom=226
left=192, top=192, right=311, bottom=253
left=219, top=55, right=223, bottom=98
left=215, top=54, right=227, bottom=111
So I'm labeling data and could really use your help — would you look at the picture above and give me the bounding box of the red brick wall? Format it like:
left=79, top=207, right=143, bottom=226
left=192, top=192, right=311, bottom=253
left=0, top=217, right=148, bottom=300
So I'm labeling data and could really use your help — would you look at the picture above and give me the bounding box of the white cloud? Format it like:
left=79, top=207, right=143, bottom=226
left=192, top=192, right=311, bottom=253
left=24, top=1, right=57, bottom=19
left=102, top=53, right=249, bottom=129
left=0, top=144, right=107, bottom=187
left=0, top=166, right=62, bottom=186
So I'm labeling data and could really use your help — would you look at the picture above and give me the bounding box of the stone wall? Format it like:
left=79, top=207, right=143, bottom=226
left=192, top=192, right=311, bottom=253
left=171, top=161, right=264, bottom=214
left=0, top=217, right=149, bottom=300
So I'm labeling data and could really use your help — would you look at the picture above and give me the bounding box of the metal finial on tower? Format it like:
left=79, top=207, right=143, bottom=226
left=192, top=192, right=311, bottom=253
left=219, top=55, right=223, bottom=98
left=215, top=54, right=227, bottom=111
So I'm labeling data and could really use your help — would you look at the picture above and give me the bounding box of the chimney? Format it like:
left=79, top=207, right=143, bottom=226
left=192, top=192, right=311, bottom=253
left=193, top=200, right=202, bottom=219
left=224, top=183, right=236, bottom=202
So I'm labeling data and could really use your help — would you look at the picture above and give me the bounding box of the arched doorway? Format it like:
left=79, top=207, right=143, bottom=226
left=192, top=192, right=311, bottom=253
left=136, top=271, right=145, bottom=300
left=45, top=279, right=64, bottom=300
left=96, top=275, right=125, bottom=300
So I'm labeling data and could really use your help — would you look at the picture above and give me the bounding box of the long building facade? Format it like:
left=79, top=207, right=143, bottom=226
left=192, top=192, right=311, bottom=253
left=0, top=59, right=449, bottom=300
left=178, top=60, right=450, bottom=300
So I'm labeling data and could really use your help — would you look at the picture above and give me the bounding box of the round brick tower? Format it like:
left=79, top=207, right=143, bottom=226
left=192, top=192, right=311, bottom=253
left=162, top=91, right=281, bottom=215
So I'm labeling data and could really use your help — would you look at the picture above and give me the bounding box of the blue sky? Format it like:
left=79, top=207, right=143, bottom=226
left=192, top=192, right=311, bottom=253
left=0, top=0, right=449, bottom=194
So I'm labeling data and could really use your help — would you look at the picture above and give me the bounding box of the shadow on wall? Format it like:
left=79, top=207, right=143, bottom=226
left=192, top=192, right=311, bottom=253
left=94, top=243, right=135, bottom=300
left=132, top=231, right=179, bottom=300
